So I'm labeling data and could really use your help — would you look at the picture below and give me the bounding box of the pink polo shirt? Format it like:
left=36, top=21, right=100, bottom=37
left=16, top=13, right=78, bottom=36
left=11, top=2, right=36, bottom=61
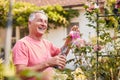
left=12, top=36, right=61, bottom=80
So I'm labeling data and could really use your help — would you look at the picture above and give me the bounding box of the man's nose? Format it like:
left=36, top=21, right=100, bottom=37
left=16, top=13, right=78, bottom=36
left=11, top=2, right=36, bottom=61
left=41, top=22, right=47, bottom=26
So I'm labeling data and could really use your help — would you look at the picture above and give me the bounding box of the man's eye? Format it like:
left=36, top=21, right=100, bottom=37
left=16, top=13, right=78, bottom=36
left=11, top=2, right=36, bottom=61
left=38, top=19, right=42, bottom=22
left=44, top=20, right=47, bottom=23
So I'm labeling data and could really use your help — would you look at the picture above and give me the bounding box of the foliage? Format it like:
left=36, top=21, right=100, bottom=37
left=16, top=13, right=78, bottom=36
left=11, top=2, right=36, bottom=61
left=0, top=0, right=9, bottom=27
left=0, top=0, right=79, bottom=30
left=41, top=6, right=79, bottom=29
left=0, top=61, right=71, bottom=80
left=1, top=0, right=120, bottom=80
left=73, top=0, right=120, bottom=80
left=53, top=69, right=68, bottom=80
left=12, top=2, right=40, bottom=28
left=57, top=0, right=120, bottom=80
left=71, top=68, right=87, bottom=80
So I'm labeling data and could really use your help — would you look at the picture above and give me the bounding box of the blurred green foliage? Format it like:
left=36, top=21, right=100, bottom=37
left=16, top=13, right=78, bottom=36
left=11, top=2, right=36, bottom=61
left=79, top=0, right=120, bottom=79
left=0, top=0, right=79, bottom=30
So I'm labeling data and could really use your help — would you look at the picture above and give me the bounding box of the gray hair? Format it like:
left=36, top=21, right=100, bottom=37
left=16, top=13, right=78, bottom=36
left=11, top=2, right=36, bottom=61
left=28, top=10, right=48, bottom=22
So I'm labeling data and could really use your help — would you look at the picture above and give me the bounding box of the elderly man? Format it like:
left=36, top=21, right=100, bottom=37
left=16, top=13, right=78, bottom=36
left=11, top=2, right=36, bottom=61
left=12, top=10, right=79, bottom=80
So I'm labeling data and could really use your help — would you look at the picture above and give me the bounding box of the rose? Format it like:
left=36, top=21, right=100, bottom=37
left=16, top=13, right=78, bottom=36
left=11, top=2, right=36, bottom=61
left=86, top=2, right=99, bottom=12
left=73, top=38, right=86, bottom=48
left=69, top=31, right=80, bottom=41
left=93, top=45, right=102, bottom=52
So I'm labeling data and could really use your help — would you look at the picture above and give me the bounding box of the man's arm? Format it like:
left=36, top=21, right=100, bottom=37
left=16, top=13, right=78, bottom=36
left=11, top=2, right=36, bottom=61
left=61, top=25, right=80, bottom=56
left=15, top=55, right=66, bottom=73
left=15, top=62, right=49, bottom=74
left=61, top=36, right=72, bottom=56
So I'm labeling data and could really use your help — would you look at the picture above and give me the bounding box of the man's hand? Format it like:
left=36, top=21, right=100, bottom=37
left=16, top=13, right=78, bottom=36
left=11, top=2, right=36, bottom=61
left=62, top=25, right=80, bottom=55
left=70, top=25, right=80, bottom=32
left=47, top=55, right=66, bottom=69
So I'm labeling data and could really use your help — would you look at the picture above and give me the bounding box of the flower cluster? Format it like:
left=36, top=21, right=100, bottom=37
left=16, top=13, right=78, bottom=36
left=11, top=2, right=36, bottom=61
left=71, top=35, right=102, bottom=54
left=71, top=68, right=87, bottom=80
left=68, top=27, right=92, bottom=54
left=85, top=2, right=99, bottom=12
left=53, top=69, right=68, bottom=80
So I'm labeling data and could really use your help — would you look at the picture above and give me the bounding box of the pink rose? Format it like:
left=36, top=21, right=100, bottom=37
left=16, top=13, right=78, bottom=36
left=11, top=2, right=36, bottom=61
left=73, top=38, right=86, bottom=47
left=93, top=45, right=102, bottom=51
left=69, top=31, right=80, bottom=41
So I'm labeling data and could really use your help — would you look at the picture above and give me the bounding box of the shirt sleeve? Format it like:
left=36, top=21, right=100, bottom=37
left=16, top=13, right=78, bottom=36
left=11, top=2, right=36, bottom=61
left=49, top=42, right=61, bottom=57
left=12, top=41, right=28, bottom=65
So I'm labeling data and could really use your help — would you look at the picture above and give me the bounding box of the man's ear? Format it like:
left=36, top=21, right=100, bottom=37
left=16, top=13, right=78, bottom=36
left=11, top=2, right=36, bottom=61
left=28, top=21, right=31, bottom=28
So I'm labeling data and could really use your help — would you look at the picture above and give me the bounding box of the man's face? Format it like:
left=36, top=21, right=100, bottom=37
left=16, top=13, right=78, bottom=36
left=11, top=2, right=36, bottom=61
left=29, top=13, right=48, bottom=35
